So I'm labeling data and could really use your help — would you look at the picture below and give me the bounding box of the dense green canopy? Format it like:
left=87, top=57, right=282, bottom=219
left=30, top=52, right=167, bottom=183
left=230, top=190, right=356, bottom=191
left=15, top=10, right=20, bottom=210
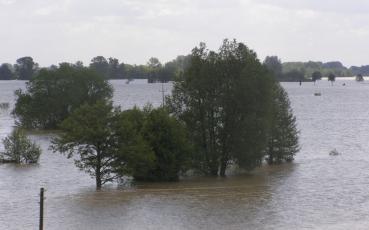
left=13, top=65, right=113, bottom=129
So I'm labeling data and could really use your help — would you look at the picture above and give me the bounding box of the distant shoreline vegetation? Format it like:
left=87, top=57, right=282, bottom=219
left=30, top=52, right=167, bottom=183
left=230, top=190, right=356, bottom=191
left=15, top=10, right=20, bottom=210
left=0, top=55, right=368, bottom=83
left=263, top=56, right=367, bottom=82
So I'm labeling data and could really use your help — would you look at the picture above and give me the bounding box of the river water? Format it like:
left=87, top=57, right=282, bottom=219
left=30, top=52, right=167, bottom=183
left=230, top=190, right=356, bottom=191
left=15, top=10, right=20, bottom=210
left=1, top=79, right=369, bottom=229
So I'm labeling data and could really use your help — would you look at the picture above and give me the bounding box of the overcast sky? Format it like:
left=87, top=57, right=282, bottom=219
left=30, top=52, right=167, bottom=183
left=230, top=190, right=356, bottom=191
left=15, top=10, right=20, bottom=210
left=1, top=0, right=369, bottom=67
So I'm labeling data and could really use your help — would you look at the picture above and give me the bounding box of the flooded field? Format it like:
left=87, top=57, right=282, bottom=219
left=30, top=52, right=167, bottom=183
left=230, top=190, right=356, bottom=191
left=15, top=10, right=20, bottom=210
left=1, top=79, right=369, bottom=229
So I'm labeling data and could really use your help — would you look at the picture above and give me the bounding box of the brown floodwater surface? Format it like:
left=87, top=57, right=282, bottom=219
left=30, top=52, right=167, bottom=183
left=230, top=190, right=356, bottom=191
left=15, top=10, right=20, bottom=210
left=1, top=79, right=369, bottom=229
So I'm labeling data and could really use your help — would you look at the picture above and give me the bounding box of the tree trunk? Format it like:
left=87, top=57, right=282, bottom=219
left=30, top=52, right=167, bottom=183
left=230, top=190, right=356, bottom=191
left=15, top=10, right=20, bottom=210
left=219, top=156, right=227, bottom=177
left=96, top=171, right=102, bottom=190
left=96, top=150, right=102, bottom=190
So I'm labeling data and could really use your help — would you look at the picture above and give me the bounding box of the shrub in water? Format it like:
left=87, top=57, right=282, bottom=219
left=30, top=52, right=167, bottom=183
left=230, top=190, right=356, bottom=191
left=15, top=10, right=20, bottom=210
left=0, top=129, right=41, bottom=164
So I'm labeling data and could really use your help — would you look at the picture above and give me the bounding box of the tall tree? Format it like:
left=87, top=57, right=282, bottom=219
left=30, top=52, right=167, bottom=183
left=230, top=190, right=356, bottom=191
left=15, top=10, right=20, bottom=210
left=115, top=106, right=191, bottom=181
left=90, top=56, right=109, bottom=78
left=147, top=57, right=163, bottom=83
left=168, top=39, right=274, bottom=176
left=311, top=71, right=322, bottom=84
left=108, top=57, right=123, bottom=79
left=15, top=57, right=37, bottom=80
left=263, top=56, right=283, bottom=80
left=328, top=73, right=336, bottom=85
left=0, top=63, right=14, bottom=80
left=356, top=74, right=364, bottom=82
left=52, top=101, right=120, bottom=189
left=265, top=84, right=299, bottom=164
left=13, top=65, right=113, bottom=129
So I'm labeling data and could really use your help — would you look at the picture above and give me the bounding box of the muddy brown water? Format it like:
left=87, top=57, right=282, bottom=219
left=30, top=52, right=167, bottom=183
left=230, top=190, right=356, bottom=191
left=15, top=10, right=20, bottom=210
left=1, top=79, right=369, bottom=229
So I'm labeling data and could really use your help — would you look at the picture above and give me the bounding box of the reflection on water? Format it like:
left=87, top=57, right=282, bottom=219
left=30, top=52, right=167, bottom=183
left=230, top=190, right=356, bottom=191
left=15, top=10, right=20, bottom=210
left=2, top=79, right=369, bottom=229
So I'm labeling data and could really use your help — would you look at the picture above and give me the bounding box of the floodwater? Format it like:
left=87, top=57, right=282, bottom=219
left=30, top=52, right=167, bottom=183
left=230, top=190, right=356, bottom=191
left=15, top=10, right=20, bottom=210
left=1, top=79, right=369, bottom=229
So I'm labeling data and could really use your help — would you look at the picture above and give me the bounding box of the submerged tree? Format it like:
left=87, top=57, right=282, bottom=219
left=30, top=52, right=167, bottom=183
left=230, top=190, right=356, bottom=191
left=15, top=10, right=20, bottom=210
left=356, top=74, right=364, bottom=82
left=311, top=71, right=322, bottom=84
left=115, top=106, right=191, bottom=181
left=168, top=39, right=274, bottom=176
left=13, top=65, right=113, bottom=129
left=52, top=101, right=121, bottom=189
left=0, top=129, right=41, bottom=164
left=15, top=57, right=38, bottom=80
left=263, top=56, right=283, bottom=80
left=0, top=63, right=14, bottom=80
left=328, top=73, right=336, bottom=85
left=89, top=56, right=109, bottom=78
left=265, top=84, right=299, bottom=164
left=52, top=102, right=191, bottom=188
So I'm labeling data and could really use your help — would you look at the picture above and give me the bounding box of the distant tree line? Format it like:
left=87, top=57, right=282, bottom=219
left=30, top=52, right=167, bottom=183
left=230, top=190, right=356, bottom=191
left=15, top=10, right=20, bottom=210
left=0, top=55, right=191, bottom=83
left=3, top=54, right=368, bottom=83
left=263, top=56, right=367, bottom=82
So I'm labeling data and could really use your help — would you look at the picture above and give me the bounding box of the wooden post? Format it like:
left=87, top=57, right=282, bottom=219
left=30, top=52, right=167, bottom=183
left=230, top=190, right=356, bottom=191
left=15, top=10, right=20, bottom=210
left=39, top=188, right=44, bottom=230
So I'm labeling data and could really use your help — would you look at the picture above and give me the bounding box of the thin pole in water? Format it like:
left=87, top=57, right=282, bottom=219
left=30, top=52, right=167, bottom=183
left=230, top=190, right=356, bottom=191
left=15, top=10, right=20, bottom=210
left=39, top=187, right=44, bottom=230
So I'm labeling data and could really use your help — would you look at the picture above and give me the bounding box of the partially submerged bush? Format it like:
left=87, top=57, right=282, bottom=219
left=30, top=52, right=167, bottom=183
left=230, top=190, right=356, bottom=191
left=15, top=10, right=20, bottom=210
left=0, top=129, right=41, bottom=164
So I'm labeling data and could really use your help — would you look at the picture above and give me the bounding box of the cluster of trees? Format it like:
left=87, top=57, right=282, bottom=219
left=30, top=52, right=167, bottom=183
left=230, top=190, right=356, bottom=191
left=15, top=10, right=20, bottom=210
left=0, top=57, right=39, bottom=80
left=169, top=40, right=299, bottom=176
left=12, top=39, right=299, bottom=189
left=263, top=56, right=366, bottom=82
left=0, top=55, right=191, bottom=82
left=13, top=65, right=113, bottom=129
left=350, top=66, right=369, bottom=76
left=52, top=103, right=191, bottom=188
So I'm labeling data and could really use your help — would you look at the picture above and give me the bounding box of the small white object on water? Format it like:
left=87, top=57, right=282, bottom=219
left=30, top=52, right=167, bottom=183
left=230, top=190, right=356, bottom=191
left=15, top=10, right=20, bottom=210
left=329, top=149, right=340, bottom=156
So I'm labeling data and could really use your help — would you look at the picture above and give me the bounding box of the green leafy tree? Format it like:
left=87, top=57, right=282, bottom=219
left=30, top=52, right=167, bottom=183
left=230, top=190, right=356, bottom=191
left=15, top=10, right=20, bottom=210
left=114, top=107, right=156, bottom=179
left=356, top=74, right=364, bottom=82
left=147, top=57, right=163, bottom=83
left=263, top=56, right=283, bottom=80
left=15, top=57, right=38, bottom=80
left=140, top=107, right=191, bottom=181
left=1, top=129, right=41, bottom=164
left=115, top=106, right=191, bottom=181
left=13, top=65, right=113, bottom=129
left=311, top=71, right=322, bottom=84
left=265, top=84, right=299, bottom=164
left=90, top=56, right=109, bottom=78
left=168, top=39, right=274, bottom=176
left=0, top=63, right=14, bottom=80
left=108, top=58, right=123, bottom=79
left=51, top=101, right=121, bottom=189
left=328, top=73, right=336, bottom=85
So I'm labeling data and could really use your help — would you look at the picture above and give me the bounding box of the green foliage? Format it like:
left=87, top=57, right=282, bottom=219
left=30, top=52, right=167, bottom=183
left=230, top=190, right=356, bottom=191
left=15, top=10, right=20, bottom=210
left=1, top=129, right=41, bottom=164
left=116, top=106, right=191, bottom=181
left=0, top=63, right=14, bottom=80
left=356, top=74, right=364, bottom=82
left=51, top=101, right=121, bottom=189
left=311, top=71, right=322, bottom=82
left=52, top=101, right=191, bottom=188
left=15, top=57, right=38, bottom=80
left=90, top=56, right=109, bottom=78
left=13, top=65, right=113, bottom=129
left=282, top=69, right=305, bottom=82
left=263, top=56, right=283, bottom=80
left=168, top=39, right=274, bottom=176
left=328, top=73, right=336, bottom=85
left=266, top=84, right=299, bottom=164
left=282, top=61, right=352, bottom=81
